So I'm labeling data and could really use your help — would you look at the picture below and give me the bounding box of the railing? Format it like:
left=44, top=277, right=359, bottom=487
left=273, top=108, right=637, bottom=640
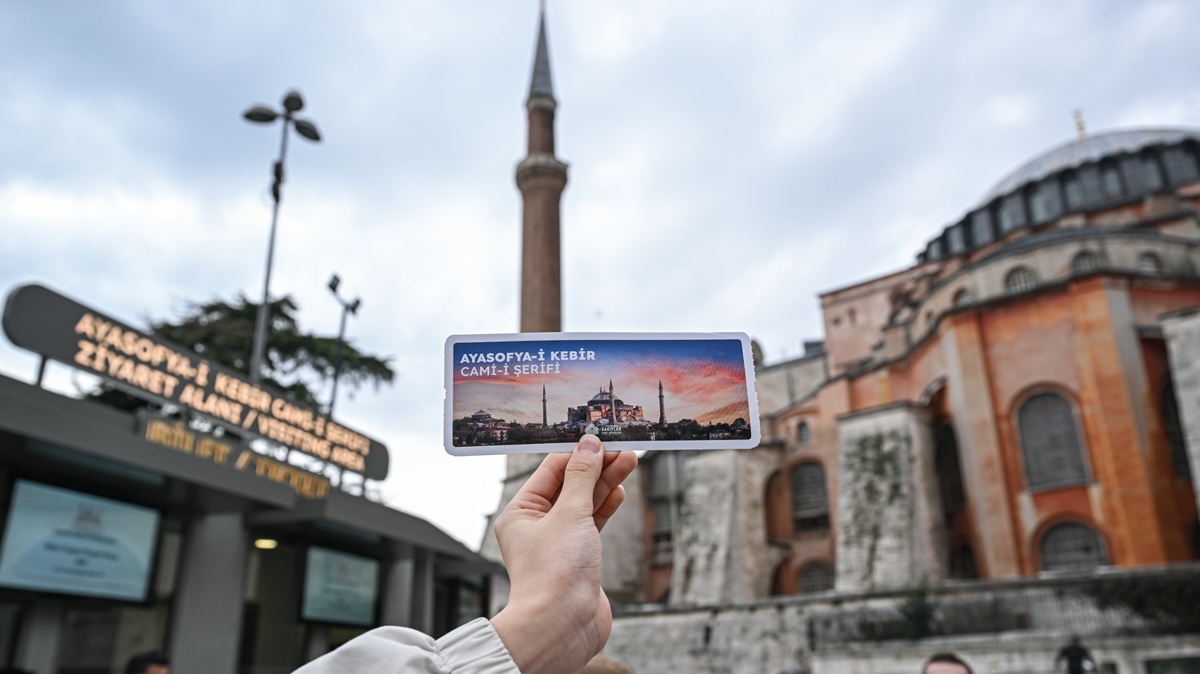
left=807, top=565, right=1200, bottom=650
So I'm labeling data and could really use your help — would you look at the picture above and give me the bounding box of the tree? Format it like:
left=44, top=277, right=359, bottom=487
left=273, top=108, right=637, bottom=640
left=87, top=294, right=394, bottom=411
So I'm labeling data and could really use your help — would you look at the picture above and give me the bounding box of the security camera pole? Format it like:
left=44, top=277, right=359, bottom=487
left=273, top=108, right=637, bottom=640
left=243, top=90, right=322, bottom=383
left=326, top=274, right=361, bottom=417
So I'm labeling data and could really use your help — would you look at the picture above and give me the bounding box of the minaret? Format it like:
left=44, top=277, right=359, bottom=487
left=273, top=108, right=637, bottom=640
left=517, top=6, right=568, bottom=333
left=659, top=380, right=666, bottom=425
left=609, top=379, right=616, bottom=422
left=542, top=385, right=547, bottom=428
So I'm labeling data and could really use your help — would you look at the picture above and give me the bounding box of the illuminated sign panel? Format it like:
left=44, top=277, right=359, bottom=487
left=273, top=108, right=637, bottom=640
left=301, top=546, right=379, bottom=626
left=2, top=284, right=388, bottom=480
left=0, top=481, right=159, bottom=602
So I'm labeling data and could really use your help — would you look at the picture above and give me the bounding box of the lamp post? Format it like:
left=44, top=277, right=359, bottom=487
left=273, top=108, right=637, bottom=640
left=326, top=274, right=361, bottom=417
left=243, top=90, right=322, bottom=383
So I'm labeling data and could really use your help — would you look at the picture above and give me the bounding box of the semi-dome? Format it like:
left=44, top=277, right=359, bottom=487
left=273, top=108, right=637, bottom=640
left=920, top=126, right=1200, bottom=263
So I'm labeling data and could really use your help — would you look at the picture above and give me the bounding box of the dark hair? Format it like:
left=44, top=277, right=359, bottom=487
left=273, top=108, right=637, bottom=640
left=925, top=652, right=973, bottom=674
left=125, top=651, right=169, bottom=674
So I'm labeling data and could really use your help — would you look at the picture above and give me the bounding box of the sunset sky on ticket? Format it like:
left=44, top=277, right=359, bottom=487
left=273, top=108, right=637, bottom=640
left=451, top=338, right=751, bottom=426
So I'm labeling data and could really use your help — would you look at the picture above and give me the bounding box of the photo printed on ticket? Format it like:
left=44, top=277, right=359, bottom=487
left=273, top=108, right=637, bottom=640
left=444, top=332, right=760, bottom=455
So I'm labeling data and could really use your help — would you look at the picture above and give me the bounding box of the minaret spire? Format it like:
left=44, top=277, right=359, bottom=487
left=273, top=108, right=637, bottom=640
left=659, top=380, right=666, bottom=425
left=517, top=4, right=568, bottom=333
left=542, top=384, right=547, bottom=428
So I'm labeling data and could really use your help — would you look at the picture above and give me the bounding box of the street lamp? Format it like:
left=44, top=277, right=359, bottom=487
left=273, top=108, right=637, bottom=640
left=326, top=274, right=361, bottom=417
left=243, top=90, right=322, bottom=383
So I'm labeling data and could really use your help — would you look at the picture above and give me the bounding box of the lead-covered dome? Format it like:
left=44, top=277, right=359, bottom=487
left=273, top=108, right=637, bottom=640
left=921, top=127, right=1200, bottom=262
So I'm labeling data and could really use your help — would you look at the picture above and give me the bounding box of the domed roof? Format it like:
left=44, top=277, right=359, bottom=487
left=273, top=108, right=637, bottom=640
left=980, top=127, right=1200, bottom=204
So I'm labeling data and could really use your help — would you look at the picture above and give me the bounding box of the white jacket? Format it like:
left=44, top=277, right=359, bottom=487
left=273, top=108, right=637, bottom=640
left=295, top=618, right=521, bottom=674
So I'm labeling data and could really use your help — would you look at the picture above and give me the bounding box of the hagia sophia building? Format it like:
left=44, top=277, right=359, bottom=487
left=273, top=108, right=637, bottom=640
left=483, top=7, right=1200, bottom=672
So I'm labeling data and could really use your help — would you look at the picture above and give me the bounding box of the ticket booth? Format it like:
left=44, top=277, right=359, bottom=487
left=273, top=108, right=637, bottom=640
left=0, top=285, right=501, bottom=674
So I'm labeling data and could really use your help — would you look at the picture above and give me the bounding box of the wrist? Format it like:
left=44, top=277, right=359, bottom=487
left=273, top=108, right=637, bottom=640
left=491, top=596, right=593, bottom=674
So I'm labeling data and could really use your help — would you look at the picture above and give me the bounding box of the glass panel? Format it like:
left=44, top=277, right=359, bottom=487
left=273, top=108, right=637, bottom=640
left=59, top=604, right=170, bottom=674
left=999, top=193, right=1027, bottom=232
left=1138, top=253, right=1163, bottom=275
left=1072, top=252, right=1100, bottom=274
left=1041, top=523, right=1107, bottom=571
left=797, top=422, right=811, bottom=444
left=947, top=225, right=966, bottom=253
left=791, top=463, right=828, bottom=516
left=1103, top=166, right=1123, bottom=199
left=1163, top=148, right=1200, bottom=184
left=1019, top=393, right=1089, bottom=489
left=1078, top=166, right=1104, bottom=207
left=971, top=210, right=994, bottom=246
left=1030, top=180, right=1063, bottom=223
left=239, top=545, right=306, bottom=674
left=1144, top=155, right=1164, bottom=191
left=1005, top=267, right=1038, bottom=295
left=799, top=564, right=835, bottom=594
left=1064, top=174, right=1084, bottom=210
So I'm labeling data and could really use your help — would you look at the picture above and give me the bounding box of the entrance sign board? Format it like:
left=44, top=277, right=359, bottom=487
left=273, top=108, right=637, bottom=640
left=2, top=284, right=389, bottom=480
left=0, top=481, right=159, bottom=602
left=301, top=546, right=379, bottom=626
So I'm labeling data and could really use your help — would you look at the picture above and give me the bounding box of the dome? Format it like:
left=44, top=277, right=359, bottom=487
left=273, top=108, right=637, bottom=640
left=979, top=127, right=1200, bottom=205
left=920, top=126, right=1200, bottom=263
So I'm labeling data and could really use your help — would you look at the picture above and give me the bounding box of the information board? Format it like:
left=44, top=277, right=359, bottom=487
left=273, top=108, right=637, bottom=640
left=301, top=546, right=378, bottom=626
left=0, top=481, right=159, bottom=602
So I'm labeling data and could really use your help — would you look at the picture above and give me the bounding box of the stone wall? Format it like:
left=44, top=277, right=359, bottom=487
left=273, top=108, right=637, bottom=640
left=835, top=404, right=946, bottom=591
left=603, top=566, right=1200, bottom=674
left=1163, top=305, right=1200, bottom=517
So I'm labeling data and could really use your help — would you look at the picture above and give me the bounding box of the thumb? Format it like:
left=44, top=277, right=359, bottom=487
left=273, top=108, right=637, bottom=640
left=557, top=434, right=604, bottom=517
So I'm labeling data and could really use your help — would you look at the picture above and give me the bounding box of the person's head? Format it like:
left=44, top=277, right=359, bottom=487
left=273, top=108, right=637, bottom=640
left=924, top=652, right=973, bottom=674
left=125, top=651, right=169, bottom=674
left=1070, top=635, right=1082, bottom=646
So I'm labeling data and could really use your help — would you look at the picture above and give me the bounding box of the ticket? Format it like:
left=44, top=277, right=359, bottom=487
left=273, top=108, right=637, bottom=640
left=444, top=332, right=760, bottom=455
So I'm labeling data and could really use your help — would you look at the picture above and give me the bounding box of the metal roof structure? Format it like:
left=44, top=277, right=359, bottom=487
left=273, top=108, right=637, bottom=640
left=528, top=10, right=555, bottom=102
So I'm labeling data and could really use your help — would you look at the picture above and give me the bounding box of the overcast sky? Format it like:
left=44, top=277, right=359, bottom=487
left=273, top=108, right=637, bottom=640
left=2, top=1, right=1198, bottom=547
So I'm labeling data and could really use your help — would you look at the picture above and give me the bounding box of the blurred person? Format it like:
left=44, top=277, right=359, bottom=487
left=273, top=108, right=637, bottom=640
left=296, top=434, right=638, bottom=674
left=1056, top=636, right=1096, bottom=674
left=924, top=652, right=973, bottom=674
left=125, top=651, right=169, bottom=674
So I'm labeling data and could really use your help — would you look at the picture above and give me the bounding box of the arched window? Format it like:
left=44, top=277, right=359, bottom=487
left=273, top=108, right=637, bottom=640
left=1040, top=522, right=1108, bottom=571
left=797, top=421, right=811, bottom=444
left=1005, top=267, right=1038, bottom=295
left=1063, top=173, right=1084, bottom=210
left=1138, top=252, right=1163, bottom=275
left=1161, top=382, right=1191, bottom=479
left=799, top=563, right=835, bottom=594
left=1018, top=392, right=1089, bottom=489
left=950, top=544, right=979, bottom=580
left=1071, top=251, right=1100, bottom=275
left=952, top=288, right=974, bottom=308
left=791, top=462, right=829, bottom=533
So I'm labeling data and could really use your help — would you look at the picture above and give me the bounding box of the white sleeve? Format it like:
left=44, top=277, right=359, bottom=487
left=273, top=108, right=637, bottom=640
left=293, top=618, right=521, bottom=674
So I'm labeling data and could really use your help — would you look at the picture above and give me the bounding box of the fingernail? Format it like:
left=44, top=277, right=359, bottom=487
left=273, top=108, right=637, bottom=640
left=578, top=434, right=601, bottom=454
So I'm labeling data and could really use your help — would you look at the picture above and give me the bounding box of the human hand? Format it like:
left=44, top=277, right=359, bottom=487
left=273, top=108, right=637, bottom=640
left=489, top=435, right=638, bottom=674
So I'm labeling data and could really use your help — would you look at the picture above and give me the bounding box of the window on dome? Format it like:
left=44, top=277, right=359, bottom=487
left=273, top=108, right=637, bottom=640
left=1040, top=523, right=1108, bottom=572
left=999, top=193, right=1028, bottom=233
left=971, top=210, right=995, bottom=246
left=1078, top=166, right=1104, bottom=206
left=1030, top=180, right=1063, bottom=223
left=1163, top=147, right=1200, bottom=184
left=947, top=224, right=966, bottom=253
left=799, top=563, right=835, bottom=594
left=1071, top=251, right=1100, bottom=275
left=1138, top=252, right=1163, bottom=275
left=1004, top=267, right=1037, bottom=295
left=952, top=288, right=974, bottom=307
left=1144, top=154, right=1164, bottom=191
left=791, top=462, right=829, bottom=534
left=1063, top=174, right=1084, bottom=211
left=1103, top=165, right=1123, bottom=199
left=1018, top=392, right=1089, bottom=489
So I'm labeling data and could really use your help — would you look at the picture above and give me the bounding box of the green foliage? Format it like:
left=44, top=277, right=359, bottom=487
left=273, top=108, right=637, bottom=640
left=86, top=294, right=394, bottom=409
left=898, top=584, right=936, bottom=639
left=1083, top=572, right=1200, bottom=631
